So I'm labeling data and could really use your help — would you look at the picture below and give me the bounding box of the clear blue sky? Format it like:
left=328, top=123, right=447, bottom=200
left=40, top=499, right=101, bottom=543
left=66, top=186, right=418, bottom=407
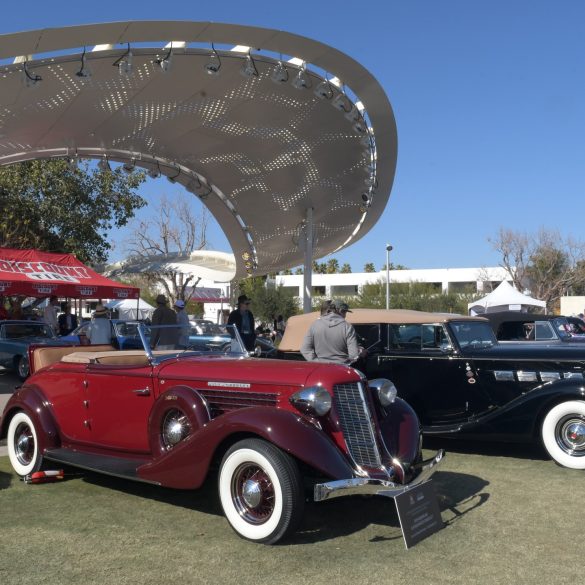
left=3, top=1, right=585, bottom=271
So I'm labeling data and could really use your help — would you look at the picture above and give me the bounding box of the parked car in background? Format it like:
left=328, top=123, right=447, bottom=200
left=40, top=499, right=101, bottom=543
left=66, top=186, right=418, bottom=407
left=482, top=311, right=585, bottom=343
left=0, top=320, right=60, bottom=379
left=60, top=319, right=148, bottom=350
left=279, top=309, right=585, bottom=469
left=0, top=324, right=443, bottom=544
left=191, top=319, right=276, bottom=357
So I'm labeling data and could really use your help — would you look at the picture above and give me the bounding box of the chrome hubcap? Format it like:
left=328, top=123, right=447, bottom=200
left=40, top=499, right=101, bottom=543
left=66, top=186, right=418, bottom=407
left=14, top=423, right=34, bottom=466
left=161, top=409, right=190, bottom=450
left=242, top=479, right=262, bottom=508
left=556, top=416, right=585, bottom=455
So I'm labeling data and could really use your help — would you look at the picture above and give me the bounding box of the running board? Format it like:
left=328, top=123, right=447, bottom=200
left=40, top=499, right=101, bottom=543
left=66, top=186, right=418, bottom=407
left=44, top=448, right=160, bottom=485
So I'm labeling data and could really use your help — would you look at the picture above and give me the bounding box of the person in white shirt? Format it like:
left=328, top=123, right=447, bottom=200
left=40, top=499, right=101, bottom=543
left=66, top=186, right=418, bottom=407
left=43, top=295, right=59, bottom=333
left=88, top=305, right=112, bottom=345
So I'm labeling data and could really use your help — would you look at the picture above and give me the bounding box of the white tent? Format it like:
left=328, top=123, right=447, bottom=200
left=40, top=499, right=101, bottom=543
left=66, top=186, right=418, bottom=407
left=105, top=298, right=155, bottom=321
left=468, top=281, right=546, bottom=315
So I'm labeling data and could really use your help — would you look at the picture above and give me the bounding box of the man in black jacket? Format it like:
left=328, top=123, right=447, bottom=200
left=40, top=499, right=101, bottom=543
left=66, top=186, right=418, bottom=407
left=227, top=294, right=256, bottom=351
left=58, top=304, right=78, bottom=336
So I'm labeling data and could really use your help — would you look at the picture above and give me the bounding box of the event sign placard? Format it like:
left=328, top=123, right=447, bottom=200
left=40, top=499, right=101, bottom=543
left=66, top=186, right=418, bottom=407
left=394, top=481, right=443, bottom=549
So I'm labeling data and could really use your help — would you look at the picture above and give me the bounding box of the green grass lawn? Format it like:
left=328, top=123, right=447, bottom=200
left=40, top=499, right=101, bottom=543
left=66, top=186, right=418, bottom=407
left=1, top=442, right=584, bottom=585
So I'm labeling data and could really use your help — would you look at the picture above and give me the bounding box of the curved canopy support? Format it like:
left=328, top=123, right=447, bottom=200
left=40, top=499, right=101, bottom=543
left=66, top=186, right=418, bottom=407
left=0, top=21, right=397, bottom=279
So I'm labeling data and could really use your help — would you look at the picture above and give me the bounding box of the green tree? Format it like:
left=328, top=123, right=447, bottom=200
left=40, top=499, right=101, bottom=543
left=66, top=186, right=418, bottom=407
left=355, top=279, right=478, bottom=314
left=340, top=263, right=352, bottom=274
left=312, top=261, right=327, bottom=274
left=326, top=258, right=340, bottom=274
left=236, top=277, right=299, bottom=324
left=490, top=227, right=585, bottom=311
left=364, top=263, right=376, bottom=273
left=0, top=159, right=146, bottom=263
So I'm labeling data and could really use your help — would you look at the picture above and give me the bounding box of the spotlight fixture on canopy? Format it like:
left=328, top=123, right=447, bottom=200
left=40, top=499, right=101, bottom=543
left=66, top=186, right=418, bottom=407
left=113, top=43, right=133, bottom=76
left=67, top=155, right=79, bottom=172
left=122, top=158, right=136, bottom=173
left=76, top=47, right=92, bottom=78
left=22, top=60, right=42, bottom=87
left=314, top=78, right=334, bottom=100
left=205, top=43, right=221, bottom=75
left=97, top=155, right=111, bottom=172
left=167, top=166, right=181, bottom=183
left=270, top=60, right=288, bottom=84
left=147, top=161, right=161, bottom=179
left=240, top=51, right=258, bottom=78
left=292, top=63, right=311, bottom=89
left=154, top=43, right=173, bottom=73
left=332, top=92, right=352, bottom=113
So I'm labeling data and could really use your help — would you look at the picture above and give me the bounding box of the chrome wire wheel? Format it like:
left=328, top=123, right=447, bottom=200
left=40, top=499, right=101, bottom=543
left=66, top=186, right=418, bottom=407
left=161, top=408, right=191, bottom=450
left=542, top=401, right=585, bottom=469
left=231, top=463, right=275, bottom=525
left=218, top=438, right=304, bottom=544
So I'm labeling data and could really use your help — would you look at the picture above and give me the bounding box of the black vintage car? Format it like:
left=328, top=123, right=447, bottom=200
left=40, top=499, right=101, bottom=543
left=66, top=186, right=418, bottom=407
left=482, top=311, right=585, bottom=343
left=279, top=309, right=585, bottom=469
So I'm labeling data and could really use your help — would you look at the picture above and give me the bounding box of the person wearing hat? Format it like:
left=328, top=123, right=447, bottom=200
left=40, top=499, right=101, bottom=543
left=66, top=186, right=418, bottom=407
left=227, top=294, right=256, bottom=352
left=151, top=294, right=179, bottom=350
left=174, top=299, right=190, bottom=349
left=301, top=299, right=361, bottom=365
left=88, top=304, right=112, bottom=345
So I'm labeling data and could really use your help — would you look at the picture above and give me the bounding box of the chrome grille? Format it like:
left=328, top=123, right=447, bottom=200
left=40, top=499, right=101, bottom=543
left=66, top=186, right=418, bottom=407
left=333, top=382, right=381, bottom=468
left=200, top=389, right=278, bottom=417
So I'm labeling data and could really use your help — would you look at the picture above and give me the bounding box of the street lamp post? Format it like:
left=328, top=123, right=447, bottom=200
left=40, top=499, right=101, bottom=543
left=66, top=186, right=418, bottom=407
left=385, top=244, right=393, bottom=309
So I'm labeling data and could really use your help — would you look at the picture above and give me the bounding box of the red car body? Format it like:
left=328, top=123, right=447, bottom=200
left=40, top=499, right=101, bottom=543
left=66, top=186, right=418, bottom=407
left=1, top=345, right=443, bottom=543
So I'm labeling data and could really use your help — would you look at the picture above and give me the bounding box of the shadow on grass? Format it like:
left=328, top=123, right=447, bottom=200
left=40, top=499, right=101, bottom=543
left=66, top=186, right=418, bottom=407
left=68, top=466, right=490, bottom=545
left=0, top=469, right=13, bottom=490
left=289, top=469, right=489, bottom=544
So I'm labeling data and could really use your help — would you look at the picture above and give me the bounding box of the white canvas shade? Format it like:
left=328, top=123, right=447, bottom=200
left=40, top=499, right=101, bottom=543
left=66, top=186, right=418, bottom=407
left=468, top=281, right=546, bottom=315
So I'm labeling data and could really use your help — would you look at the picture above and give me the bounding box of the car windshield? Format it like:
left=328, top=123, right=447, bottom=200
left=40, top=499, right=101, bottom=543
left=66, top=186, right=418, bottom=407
left=191, top=321, right=225, bottom=336
left=146, top=323, right=245, bottom=357
left=449, top=321, right=496, bottom=349
left=552, top=317, right=573, bottom=339
left=2, top=323, right=55, bottom=339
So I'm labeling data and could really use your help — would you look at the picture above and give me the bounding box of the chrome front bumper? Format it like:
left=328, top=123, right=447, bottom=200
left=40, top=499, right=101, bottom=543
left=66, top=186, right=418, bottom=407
left=313, top=449, right=445, bottom=502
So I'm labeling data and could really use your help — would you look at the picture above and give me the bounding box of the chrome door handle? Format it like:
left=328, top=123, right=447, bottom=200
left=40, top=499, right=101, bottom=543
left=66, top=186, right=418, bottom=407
left=133, top=388, right=151, bottom=396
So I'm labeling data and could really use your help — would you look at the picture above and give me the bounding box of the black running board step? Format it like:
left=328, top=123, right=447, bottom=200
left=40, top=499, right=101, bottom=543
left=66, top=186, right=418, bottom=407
left=44, top=448, right=160, bottom=485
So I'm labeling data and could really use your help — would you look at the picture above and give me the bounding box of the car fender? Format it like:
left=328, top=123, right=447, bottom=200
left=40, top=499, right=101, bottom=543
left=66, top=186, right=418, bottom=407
left=453, top=378, right=585, bottom=440
left=377, top=397, right=421, bottom=465
left=0, top=384, right=61, bottom=451
left=148, top=385, right=212, bottom=457
left=138, top=406, right=354, bottom=489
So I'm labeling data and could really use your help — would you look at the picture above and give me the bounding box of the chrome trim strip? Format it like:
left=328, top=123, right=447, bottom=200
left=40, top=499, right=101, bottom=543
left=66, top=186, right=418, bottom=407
left=314, top=449, right=445, bottom=502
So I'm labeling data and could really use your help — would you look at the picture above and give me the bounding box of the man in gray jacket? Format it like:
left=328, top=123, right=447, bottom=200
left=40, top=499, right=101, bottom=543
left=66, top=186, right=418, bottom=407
left=301, top=300, right=361, bottom=365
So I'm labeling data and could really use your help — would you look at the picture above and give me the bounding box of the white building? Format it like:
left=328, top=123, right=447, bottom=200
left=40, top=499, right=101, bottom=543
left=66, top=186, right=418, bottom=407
left=275, top=266, right=511, bottom=300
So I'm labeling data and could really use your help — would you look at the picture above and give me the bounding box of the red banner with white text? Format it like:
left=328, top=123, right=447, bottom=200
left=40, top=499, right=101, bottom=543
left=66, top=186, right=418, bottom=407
left=0, top=248, right=139, bottom=299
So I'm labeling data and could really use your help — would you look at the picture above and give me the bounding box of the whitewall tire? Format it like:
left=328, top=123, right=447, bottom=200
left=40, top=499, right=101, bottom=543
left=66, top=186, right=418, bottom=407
left=218, top=438, right=304, bottom=544
left=7, top=411, right=44, bottom=477
left=541, top=401, right=585, bottom=469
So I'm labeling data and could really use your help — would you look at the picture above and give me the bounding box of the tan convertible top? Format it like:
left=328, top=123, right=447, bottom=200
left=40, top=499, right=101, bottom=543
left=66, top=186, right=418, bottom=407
left=279, top=309, right=486, bottom=351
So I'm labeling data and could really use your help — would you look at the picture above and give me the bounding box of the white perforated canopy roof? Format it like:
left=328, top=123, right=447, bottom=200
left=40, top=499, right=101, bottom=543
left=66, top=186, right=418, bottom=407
left=0, top=21, right=397, bottom=278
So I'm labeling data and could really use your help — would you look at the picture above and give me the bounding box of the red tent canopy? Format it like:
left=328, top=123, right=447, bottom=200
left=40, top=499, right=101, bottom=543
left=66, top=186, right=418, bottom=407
left=0, top=248, right=139, bottom=300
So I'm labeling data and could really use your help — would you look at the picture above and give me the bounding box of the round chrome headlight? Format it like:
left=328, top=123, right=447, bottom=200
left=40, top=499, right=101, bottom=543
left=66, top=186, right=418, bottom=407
left=290, top=386, right=332, bottom=417
left=369, top=378, right=398, bottom=407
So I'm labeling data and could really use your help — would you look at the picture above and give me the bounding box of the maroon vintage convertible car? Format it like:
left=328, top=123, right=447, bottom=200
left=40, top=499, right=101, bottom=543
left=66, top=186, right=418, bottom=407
left=0, top=326, right=443, bottom=544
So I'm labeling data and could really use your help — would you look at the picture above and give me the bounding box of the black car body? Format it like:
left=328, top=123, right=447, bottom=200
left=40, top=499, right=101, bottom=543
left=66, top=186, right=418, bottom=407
left=279, top=309, right=585, bottom=469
